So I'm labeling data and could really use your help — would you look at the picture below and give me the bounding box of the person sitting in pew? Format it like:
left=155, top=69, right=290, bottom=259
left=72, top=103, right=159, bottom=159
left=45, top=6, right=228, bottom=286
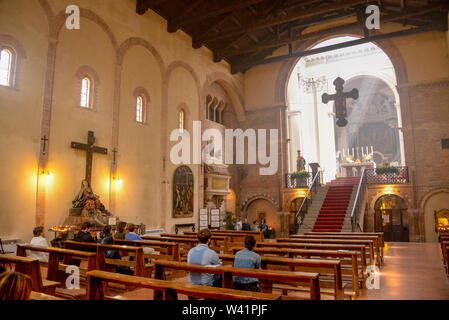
left=233, top=236, right=261, bottom=292
left=114, top=221, right=127, bottom=240
left=100, top=226, right=133, bottom=275
left=187, top=228, right=222, bottom=287
left=30, top=226, right=49, bottom=263
left=0, top=272, right=32, bottom=300
left=242, top=218, right=251, bottom=231
left=251, top=220, right=259, bottom=231
left=125, top=223, right=143, bottom=241
left=74, top=222, right=97, bottom=243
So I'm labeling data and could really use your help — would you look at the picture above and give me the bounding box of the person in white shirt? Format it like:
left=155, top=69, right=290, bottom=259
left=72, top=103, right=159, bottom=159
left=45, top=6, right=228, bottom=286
left=235, top=218, right=243, bottom=231
left=30, top=226, right=49, bottom=263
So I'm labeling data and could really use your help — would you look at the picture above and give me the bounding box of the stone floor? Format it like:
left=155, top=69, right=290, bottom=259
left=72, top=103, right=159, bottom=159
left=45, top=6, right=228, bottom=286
left=358, top=242, right=449, bottom=300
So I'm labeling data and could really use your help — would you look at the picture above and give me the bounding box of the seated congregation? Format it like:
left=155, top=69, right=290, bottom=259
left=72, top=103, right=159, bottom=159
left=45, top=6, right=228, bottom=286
left=0, top=224, right=391, bottom=301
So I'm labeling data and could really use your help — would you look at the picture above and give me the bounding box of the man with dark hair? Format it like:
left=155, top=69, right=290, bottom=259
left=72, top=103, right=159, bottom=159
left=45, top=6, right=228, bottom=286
left=74, top=222, right=96, bottom=243
left=114, top=221, right=127, bottom=240
left=187, top=228, right=221, bottom=287
left=233, top=236, right=261, bottom=292
left=30, top=226, right=49, bottom=262
left=242, top=218, right=251, bottom=231
left=125, top=223, right=142, bottom=240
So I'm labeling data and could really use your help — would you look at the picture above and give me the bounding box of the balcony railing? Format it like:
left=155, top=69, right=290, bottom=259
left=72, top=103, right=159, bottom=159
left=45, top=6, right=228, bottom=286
left=285, top=172, right=314, bottom=189
left=365, top=166, right=409, bottom=185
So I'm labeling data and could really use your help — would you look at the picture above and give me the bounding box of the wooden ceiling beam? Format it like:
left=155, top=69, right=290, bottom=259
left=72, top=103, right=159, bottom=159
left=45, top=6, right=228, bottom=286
left=220, top=3, right=448, bottom=58
left=167, top=0, right=203, bottom=32
left=136, top=0, right=171, bottom=15
left=231, top=22, right=447, bottom=73
left=172, top=0, right=268, bottom=30
left=196, top=0, right=375, bottom=44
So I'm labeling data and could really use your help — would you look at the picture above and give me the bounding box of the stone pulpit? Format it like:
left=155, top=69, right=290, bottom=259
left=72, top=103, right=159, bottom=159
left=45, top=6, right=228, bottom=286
left=204, top=164, right=231, bottom=209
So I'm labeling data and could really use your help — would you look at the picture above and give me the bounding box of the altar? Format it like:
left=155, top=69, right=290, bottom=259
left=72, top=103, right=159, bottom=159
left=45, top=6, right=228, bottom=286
left=340, top=162, right=374, bottom=177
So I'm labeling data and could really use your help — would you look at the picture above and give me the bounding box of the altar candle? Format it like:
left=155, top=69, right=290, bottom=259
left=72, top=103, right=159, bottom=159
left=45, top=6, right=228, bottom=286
left=366, top=146, right=369, bottom=155
left=343, top=149, right=345, bottom=156
left=371, top=146, right=374, bottom=154
left=352, top=148, right=354, bottom=156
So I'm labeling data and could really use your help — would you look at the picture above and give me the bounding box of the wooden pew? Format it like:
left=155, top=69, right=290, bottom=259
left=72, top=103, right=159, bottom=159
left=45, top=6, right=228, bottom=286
left=141, top=235, right=198, bottom=261
left=291, top=235, right=382, bottom=266
left=63, top=241, right=151, bottom=277
left=218, top=254, right=349, bottom=300
left=441, top=240, right=449, bottom=275
left=0, top=254, right=59, bottom=294
left=87, top=270, right=281, bottom=300
left=276, top=238, right=376, bottom=267
left=30, top=291, right=66, bottom=300
left=256, top=242, right=368, bottom=275
left=113, top=239, right=180, bottom=261
left=230, top=247, right=362, bottom=294
left=16, top=244, right=96, bottom=283
left=304, top=232, right=384, bottom=247
left=153, top=260, right=321, bottom=300
left=301, top=232, right=384, bottom=264
left=160, top=234, right=230, bottom=253
left=184, top=230, right=264, bottom=246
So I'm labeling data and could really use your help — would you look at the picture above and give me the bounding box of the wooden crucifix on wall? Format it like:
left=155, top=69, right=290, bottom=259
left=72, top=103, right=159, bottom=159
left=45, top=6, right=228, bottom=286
left=71, top=131, right=108, bottom=184
left=322, top=77, right=359, bottom=127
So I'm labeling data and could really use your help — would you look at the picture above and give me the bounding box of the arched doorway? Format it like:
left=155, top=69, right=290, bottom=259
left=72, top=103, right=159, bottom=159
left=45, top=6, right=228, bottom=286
left=288, top=197, right=309, bottom=234
left=423, top=191, right=449, bottom=242
left=286, top=36, right=405, bottom=183
left=374, top=194, right=409, bottom=242
left=245, top=198, right=278, bottom=238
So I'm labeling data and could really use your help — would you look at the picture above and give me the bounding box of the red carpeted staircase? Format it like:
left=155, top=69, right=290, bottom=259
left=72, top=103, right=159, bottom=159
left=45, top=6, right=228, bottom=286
left=312, top=177, right=360, bottom=232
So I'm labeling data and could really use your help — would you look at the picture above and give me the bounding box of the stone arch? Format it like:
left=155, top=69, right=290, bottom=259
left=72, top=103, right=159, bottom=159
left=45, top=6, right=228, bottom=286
left=369, top=190, right=411, bottom=212
left=118, top=37, right=165, bottom=81
left=275, top=32, right=409, bottom=106
left=166, top=60, right=202, bottom=106
left=241, top=193, right=279, bottom=214
left=203, top=72, right=246, bottom=122
left=420, top=189, right=449, bottom=210
left=53, top=8, right=119, bottom=50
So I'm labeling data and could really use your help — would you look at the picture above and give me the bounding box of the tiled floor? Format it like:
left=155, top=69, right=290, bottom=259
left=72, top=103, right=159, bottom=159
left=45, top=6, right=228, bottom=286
left=357, top=242, right=449, bottom=300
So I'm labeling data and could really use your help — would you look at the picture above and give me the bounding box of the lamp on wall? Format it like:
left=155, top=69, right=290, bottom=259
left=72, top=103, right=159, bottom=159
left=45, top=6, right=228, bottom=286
left=39, top=169, right=53, bottom=182
left=112, top=175, right=122, bottom=186
left=384, top=185, right=393, bottom=195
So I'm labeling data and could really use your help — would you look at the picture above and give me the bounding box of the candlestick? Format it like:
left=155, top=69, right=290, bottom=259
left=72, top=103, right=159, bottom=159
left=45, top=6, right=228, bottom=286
left=371, top=146, right=374, bottom=154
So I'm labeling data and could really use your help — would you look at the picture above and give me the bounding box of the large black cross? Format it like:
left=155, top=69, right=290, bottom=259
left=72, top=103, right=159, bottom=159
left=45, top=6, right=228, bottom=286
left=71, top=131, right=108, bottom=184
left=322, top=77, right=358, bottom=127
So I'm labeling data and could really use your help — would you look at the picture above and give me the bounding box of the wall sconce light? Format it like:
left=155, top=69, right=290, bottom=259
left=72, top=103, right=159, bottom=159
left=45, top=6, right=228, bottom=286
left=39, top=169, right=53, bottom=182
left=112, top=176, right=122, bottom=186
left=384, top=185, right=393, bottom=195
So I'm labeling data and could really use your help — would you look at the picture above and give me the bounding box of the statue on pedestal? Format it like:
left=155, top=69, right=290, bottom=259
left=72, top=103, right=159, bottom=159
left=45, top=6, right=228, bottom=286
left=69, top=179, right=112, bottom=228
left=296, top=150, right=306, bottom=172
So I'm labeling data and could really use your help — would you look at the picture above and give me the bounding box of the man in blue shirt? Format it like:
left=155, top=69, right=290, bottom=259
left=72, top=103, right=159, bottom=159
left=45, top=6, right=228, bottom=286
left=125, top=223, right=142, bottom=241
left=233, top=236, right=261, bottom=292
left=187, top=228, right=221, bottom=287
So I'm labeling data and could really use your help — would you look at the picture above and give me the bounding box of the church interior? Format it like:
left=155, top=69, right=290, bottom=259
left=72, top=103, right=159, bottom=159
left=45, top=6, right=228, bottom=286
left=1, top=0, right=449, bottom=302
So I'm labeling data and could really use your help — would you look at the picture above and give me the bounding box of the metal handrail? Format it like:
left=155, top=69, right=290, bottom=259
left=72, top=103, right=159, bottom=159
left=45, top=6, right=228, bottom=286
left=350, top=168, right=367, bottom=231
left=296, top=170, right=321, bottom=227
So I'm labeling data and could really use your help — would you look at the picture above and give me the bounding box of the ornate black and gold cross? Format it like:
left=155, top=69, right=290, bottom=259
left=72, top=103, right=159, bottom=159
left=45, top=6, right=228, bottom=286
left=322, top=77, right=359, bottom=127
left=71, top=131, right=108, bottom=184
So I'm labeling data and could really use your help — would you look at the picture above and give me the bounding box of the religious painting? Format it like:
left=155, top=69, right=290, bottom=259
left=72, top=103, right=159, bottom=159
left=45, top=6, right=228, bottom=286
left=173, top=166, right=194, bottom=218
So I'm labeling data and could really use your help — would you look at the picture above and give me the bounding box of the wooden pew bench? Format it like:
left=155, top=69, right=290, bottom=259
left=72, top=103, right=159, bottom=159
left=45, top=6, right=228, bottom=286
left=295, top=234, right=383, bottom=265
left=218, top=253, right=352, bottom=300
left=230, top=247, right=362, bottom=294
left=304, top=232, right=384, bottom=248
left=86, top=270, right=281, bottom=300
left=114, top=239, right=180, bottom=262
left=276, top=238, right=376, bottom=267
left=30, top=291, right=66, bottom=300
left=16, top=244, right=96, bottom=281
left=153, top=260, right=321, bottom=300
left=184, top=230, right=264, bottom=247
left=160, top=234, right=230, bottom=253
left=64, top=240, right=152, bottom=278
left=142, top=235, right=198, bottom=261
left=256, top=242, right=368, bottom=278
left=0, top=254, right=59, bottom=295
